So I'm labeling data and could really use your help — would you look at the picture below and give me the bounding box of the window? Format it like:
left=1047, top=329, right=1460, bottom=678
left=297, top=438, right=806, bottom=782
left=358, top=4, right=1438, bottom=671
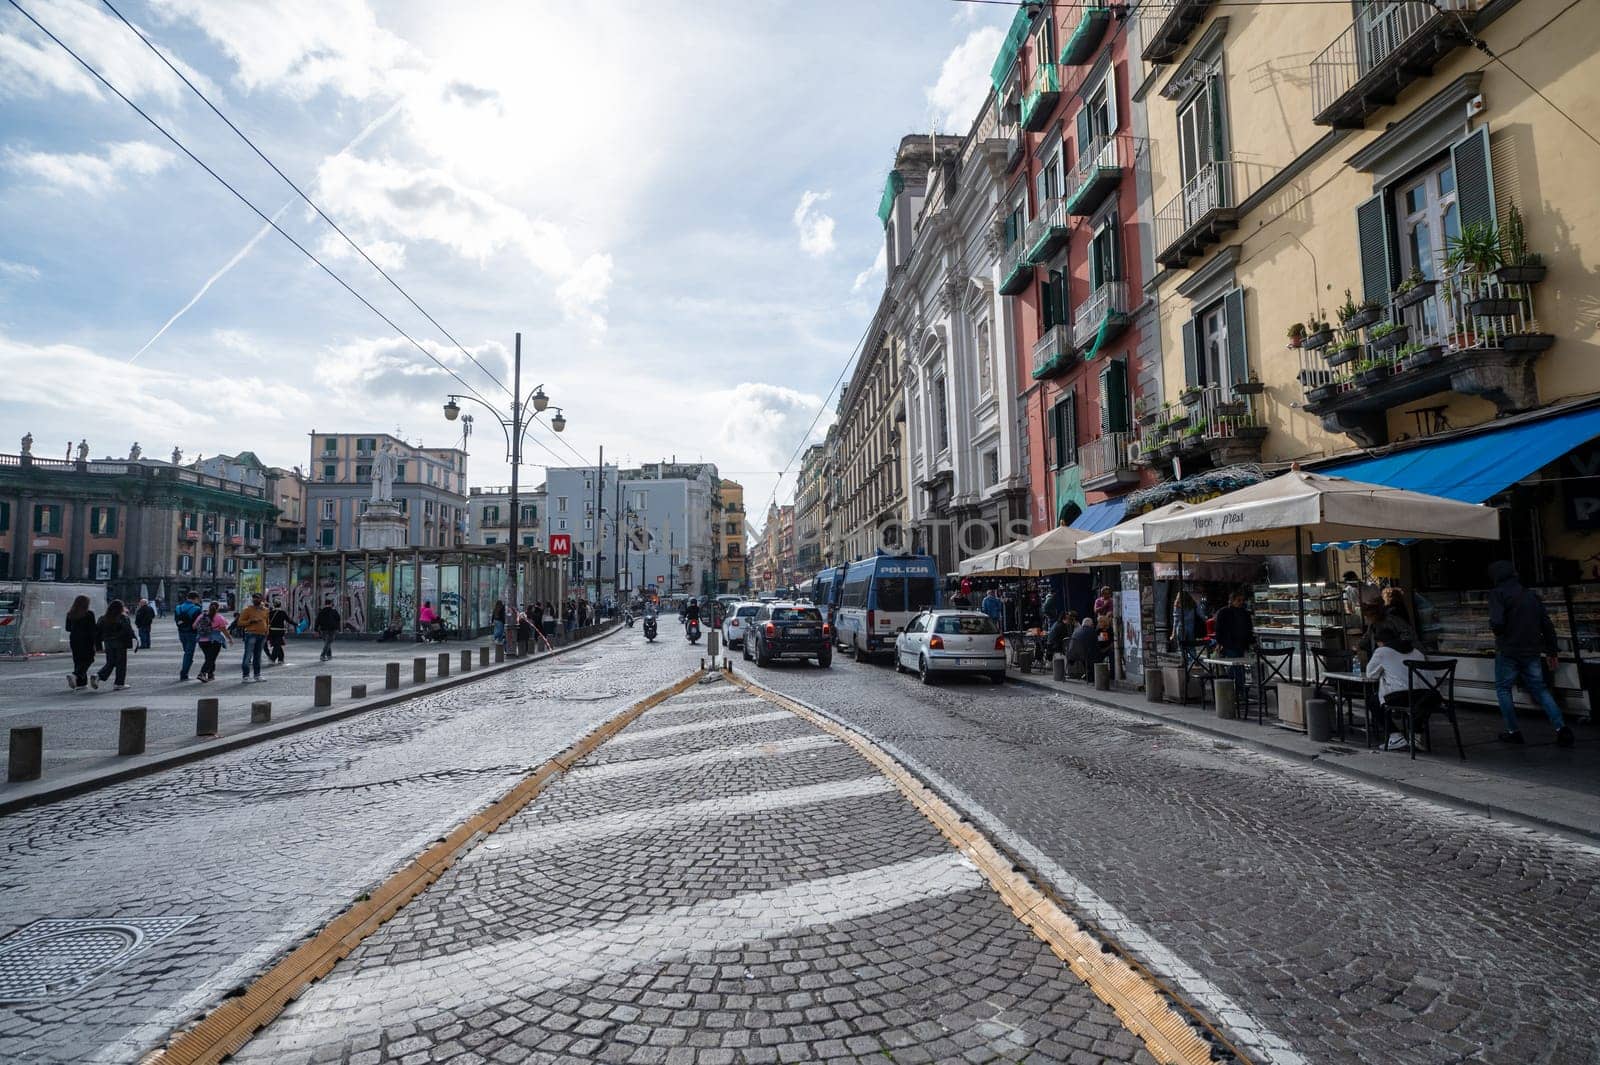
left=485, top=535, right=498, bottom=545
left=223, top=557, right=237, bottom=574
left=1040, top=267, right=1070, bottom=331
left=320, top=499, right=335, bottom=520
left=1396, top=159, right=1460, bottom=281
left=323, top=463, right=337, bottom=482
left=320, top=528, right=335, bottom=548
left=356, top=437, right=376, bottom=453
left=395, top=463, right=406, bottom=483
left=522, top=534, right=537, bottom=547
left=484, top=505, right=500, bottom=524
left=935, top=615, right=998, bottom=635
left=424, top=500, right=435, bottom=517
left=557, top=496, right=568, bottom=512
left=520, top=504, right=536, bottom=523
left=1050, top=394, right=1077, bottom=468
left=0, top=501, right=9, bottom=532
left=201, top=555, right=215, bottom=575
left=728, top=544, right=741, bottom=558
left=356, top=464, right=371, bottom=481
left=772, top=607, right=822, bottom=622
left=1036, top=142, right=1063, bottom=207
left=584, top=518, right=594, bottom=530
left=1078, top=66, right=1118, bottom=152
left=183, top=511, right=197, bottom=532
left=932, top=376, right=950, bottom=453
left=90, top=552, right=116, bottom=580
left=89, top=506, right=117, bottom=537
left=35, top=552, right=62, bottom=581
left=1089, top=215, right=1119, bottom=292
left=631, top=491, right=648, bottom=510
left=983, top=450, right=1000, bottom=488
left=908, top=577, right=937, bottom=610
left=322, top=438, right=338, bottom=455
left=1177, top=74, right=1225, bottom=223
left=557, top=518, right=568, bottom=531
left=33, top=504, right=61, bottom=534
left=976, top=317, right=993, bottom=397
left=1181, top=289, right=1248, bottom=392
left=1099, top=359, right=1131, bottom=434
left=178, top=554, right=193, bottom=574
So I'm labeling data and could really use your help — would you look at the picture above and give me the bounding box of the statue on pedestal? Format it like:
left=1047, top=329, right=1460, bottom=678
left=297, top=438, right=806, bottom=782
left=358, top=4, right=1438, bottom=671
left=20, top=433, right=31, bottom=456
left=128, top=442, right=142, bottom=461
left=76, top=439, right=89, bottom=463
left=371, top=442, right=398, bottom=502
left=171, top=446, right=183, bottom=465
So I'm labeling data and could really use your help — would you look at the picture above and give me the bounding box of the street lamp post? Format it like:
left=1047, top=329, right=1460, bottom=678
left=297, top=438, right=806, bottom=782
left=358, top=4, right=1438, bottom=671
left=443, top=332, right=564, bottom=654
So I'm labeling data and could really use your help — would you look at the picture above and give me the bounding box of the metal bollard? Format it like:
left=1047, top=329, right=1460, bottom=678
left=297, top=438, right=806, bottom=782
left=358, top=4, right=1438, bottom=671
left=1145, top=670, right=1165, bottom=704
left=1307, top=697, right=1334, bottom=742
left=461, top=650, right=472, bottom=673
left=196, top=698, right=219, bottom=736
left=437, top=652, right=450, bottom=678
left=1094, top=662, right=1112, bottom=691
left=118, top=707, right=147, bottom=756
left=1214, top=678, right=1238, bottom=720
left=479, top=645, right=490, bottom=667
left=7, top=726, right=42, bottom=782
left=412, top=657, right=427, bottom=683
left=313, top=674, right=332, bottom=708
left=250, top=700, right=272, bottom=724
left=1051, top=656, right=1066, bottom=682
left=495, top=643, right=506, bottom=664
left=385, top=662, right=401, bottom=691
left=351, top=684, right=367, bottom=699
left=708, top=629, right=720, bottom=659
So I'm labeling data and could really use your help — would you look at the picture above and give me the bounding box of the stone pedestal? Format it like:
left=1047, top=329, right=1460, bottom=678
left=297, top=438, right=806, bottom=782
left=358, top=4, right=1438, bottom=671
left=358, top=500, right=408, bottom=550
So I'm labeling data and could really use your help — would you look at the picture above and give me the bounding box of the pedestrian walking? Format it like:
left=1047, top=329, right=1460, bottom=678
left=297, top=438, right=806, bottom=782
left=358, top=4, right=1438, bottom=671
left=530, top=601, right=545, bottom=640
left=93, top=599, right=135, bottom=690
left=564, top=599, right=576, bottom=636
left=315, top=598, right=341, bottom=661
left=980, top=589, right=1003, bottom=628
left=196, top=601, right=228, bottom=682
left=174, top=591, right=203, bottom=681
left=517, top=606, right=534, bottom=654
left=492, top=599, right=507, bottom=648
left=133, top=597, right=155, bottom=651
left=65, top=594, right=99, bottom=691
left=237, top=593, right=270, bottom=682
left=267, top=599, right=290, bottom=664
left=1488, top=561, right=1576, bottom=746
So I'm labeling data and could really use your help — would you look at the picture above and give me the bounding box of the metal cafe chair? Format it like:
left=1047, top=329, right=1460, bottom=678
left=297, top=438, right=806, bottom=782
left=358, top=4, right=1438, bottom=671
left=1251, top=645, right=1294, bottom=724
left=1393, top=659, right=1464, bottom=760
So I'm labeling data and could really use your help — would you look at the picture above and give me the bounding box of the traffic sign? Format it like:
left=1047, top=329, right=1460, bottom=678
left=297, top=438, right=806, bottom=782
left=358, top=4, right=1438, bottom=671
left=549, top=533, right=572, bottom=556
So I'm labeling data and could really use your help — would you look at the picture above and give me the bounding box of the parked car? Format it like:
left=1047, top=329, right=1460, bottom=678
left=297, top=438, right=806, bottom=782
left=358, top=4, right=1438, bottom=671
left=721, top=600, right=762, bottom=649
left=893, top=610, right=1006, bottom=685
left=743, top=601, right=832, bottom=668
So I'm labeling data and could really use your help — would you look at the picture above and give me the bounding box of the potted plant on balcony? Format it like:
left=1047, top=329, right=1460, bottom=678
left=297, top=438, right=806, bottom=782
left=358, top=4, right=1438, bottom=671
left=1179, top=384, right=1204, bottom=407
left=1337, top=288, right=1383, bottom=331
left=1302, top=310, right=1334, bottom=351
left=1178, top=424, right=1207, bottom=454
left=1352, top=356, right=1393, bottom=388
left=1503, top=316, right=1555, bottom=353
left=1286, top=322, right=1306, bottom=349
left=1215, top=396, right=1247, bottom=417
left=1325, top=333, right=1362, bottom=368
left=1232, top=373, right=1265, bottom=396
left=1496, top=205, right=1547, bottom=285
left=1162, top=410, right=1190, bottom=433
left=1369, top=320, right=1409, bottom=352
left=1396, top=341, right=1445, bottom=374
left=1392, top=268, right=1436, bottom=310
left=1306, top=379, right=1339, bottom=406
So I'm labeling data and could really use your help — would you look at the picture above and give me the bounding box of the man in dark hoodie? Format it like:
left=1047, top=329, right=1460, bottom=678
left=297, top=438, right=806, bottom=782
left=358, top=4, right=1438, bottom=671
left=1488, top=561, right=1575, bottom=747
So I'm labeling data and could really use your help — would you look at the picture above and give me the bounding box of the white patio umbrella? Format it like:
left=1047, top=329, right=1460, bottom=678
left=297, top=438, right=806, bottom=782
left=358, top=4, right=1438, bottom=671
left=995, top=525, right=1092, bottom=574
left=958, top=539, right=1031, bottom=577
left=1075, top=501, right=1199, bottom=563
left=1142, top=468, right=1501, bottom=671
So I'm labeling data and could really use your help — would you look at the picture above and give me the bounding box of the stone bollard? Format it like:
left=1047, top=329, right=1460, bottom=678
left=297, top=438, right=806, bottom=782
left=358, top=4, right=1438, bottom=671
left=7, top=726, right=42, bottom=782
left=1094, top=662, right=1112, bottom=691
left=118, top=707, right=147, bottom=756
left=250, top=700, right=272, bottom=724
left=437, top=652, right=450, bottom=678
left=412, top=657, right=427, bottom=683
left=461, top=650, right=472, bottom=673
left=313, top=675, right=332, bottom=708
left=196, top=698, right=219, bottom=736
left=385, top=662, right=401, bottom=691
left=350, top=684, right=367, bottom=699
left=495, top=643, right=506, bottom=664
left=1052, top=656, right=1066, bottom=682
left=1307, top=697, right=1334, bottom=742
left=1214, top=678, right=1238, bottom=720
left=708, top=629, right=720, bottom=659
left=479, top=645, right=490, bottom=667
left=1145, top=670, right=1165, bottom=704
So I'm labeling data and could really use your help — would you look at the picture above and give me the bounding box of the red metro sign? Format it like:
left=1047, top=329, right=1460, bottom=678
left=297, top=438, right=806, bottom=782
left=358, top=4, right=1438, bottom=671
left=548, top=533, right=572, bottom=556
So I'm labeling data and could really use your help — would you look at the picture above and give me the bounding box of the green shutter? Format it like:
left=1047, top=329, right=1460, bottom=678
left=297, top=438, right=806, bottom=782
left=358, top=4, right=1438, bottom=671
left=0, top=500, right=9, bottom=532
left=1101, top=360, right=1130, bottom=434
left=1055, top=268, right=1071, bottom=326
left=1223, top=288, right=1249, bottom=388
left=1181, top=316, right=1199, bottom=388
left=1451, top=126, right=1497, bottom=230
left=105, top=507, right=116, bottom=537
left=1076, top=107, right=1092, bottom=159
left=1356, top=194, right=1396, bottom=307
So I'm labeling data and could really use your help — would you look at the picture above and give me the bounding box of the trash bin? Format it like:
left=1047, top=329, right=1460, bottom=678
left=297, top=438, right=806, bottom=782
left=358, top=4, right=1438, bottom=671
left=1145, top=670, right=1165, bottom=703
left=1214, top=678, right=1237, bottom=719
left=1306, top=697, right=1334, bottom=742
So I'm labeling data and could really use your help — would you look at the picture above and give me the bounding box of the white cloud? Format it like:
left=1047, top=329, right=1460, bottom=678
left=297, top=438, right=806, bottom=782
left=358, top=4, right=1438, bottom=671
left=713, top=381, right=833, bottom=475
left=313, top=334, right=512, bottom=407
left=6, top=140, right=174, bottom=194
left=314, top=153, right=611, bottom=335
left=852, top=245, right=887, bottom=294
left=0, top=0, right=215, bottom=102
left=315, top=231, right=407, bottom=271
left=926, top=26, right=1003, bottom=132
left=0, top=259, right=41, bottom=282
left=792, top=190, right=836, bottom=258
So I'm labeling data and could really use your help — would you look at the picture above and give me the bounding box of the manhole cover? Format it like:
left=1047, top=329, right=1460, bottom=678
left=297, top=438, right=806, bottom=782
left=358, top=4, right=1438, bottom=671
left=0, top=917, right=195, bottom=1003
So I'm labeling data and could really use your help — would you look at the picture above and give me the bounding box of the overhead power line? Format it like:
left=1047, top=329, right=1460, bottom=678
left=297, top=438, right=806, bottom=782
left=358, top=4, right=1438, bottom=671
left=4, top=0, right=504, bottom=414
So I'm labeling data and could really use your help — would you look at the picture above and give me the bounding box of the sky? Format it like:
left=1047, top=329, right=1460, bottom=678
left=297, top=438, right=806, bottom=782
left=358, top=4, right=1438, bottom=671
left=0, top=0, right=1011, bottom=537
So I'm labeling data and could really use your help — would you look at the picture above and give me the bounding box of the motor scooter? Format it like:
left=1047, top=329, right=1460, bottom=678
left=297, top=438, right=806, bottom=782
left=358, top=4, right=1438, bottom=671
left=642, top=614, right=657, bottom=642
left=686, top=617, right=701, bottom=644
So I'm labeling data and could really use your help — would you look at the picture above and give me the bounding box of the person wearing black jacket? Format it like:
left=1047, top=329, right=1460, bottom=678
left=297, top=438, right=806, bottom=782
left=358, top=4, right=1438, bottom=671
left=1213, top=591, right=1256, bottom=657
left=1488, top=561, right=1575, bottom=746
left=65, top=594, right=99, bottom=690
left=267, top=599, right=291, bottom=664
left=133, top=598, right=155, bottom=652
left=93, top=599, right=135, bottom=690
left=315, top=599, right=341, bottom=662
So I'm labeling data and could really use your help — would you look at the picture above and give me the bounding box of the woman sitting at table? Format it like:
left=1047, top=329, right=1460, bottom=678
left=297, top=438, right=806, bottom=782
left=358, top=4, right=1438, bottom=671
left=1095, top=613, right=1115, bottom=662
left=1368, top=622, right=1431, bottom=751
left=1044, top=614, right=1072, bottom=661
left=1065, top=616, right=1098, bottom=678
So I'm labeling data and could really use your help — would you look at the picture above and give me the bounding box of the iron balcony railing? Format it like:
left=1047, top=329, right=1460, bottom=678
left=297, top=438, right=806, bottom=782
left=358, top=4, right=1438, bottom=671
left=1024, top=196, right=1070, bottom=263
left=1079, top=431, right=1137, bottom=483
left=1073, top=281, right=1131, bottom=350
left=1311, top=0, right=1481, bottom=124
left=999, top=238, right=1032, bottom=295
left=1063, top=134, right=1138, bottom=216
left=1032, top=323, right=1073, bottom=377
left=1154, top=158, right=1264, bottom=266
left=1020, top=64, right=1061, bottom=131
left=1140, top=384, right=1263, bottom=454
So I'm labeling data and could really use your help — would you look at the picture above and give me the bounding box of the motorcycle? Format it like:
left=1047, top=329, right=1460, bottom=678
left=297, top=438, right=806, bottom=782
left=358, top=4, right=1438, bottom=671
left=642, top=615, right=657, bottom=642
left=686, top=617, right=701, bottom=644
left=624, top=610, right=635, bottom=628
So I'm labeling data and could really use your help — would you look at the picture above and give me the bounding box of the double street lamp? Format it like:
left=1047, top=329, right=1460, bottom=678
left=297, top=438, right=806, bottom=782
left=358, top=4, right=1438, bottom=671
left=442, top=332, right=565, bottom=646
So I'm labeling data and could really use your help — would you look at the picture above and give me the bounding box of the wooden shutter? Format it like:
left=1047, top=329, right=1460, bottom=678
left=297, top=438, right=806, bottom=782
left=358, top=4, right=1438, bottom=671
left=1076, top=107, right=1092, bottom=159
left=1063, top=392, right=1077, bottom=465
left=1054, top=268, right=1071, bottom=326
left=1451, top=126, right=1497, bottom=230
left=1103, top=64, right=1118, bottom=134
left=1223, top=288, right=1249, bottom=389
left=1356, top=194, right=1397, bottom=307
left=1181, top=316, right=1199, bottom=388
left=1100, top=360, right=1130, bottom=434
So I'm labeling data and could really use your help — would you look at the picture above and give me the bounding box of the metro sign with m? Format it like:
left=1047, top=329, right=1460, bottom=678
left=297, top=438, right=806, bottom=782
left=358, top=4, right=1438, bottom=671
left=548, top=533, right=572, bottom=556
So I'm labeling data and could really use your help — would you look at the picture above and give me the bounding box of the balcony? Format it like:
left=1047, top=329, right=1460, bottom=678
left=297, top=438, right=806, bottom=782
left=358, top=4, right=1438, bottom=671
left=1300, top=270, right=1548, bottom=447
left=1024, top=198, right=1071, bottom=264
left=1141, top=0, right=1216, bottom=63
left=1073, top=281, right=1133, bottom=353
left=998, top=120, right=1025, bottom=173
left=1137, top=385, right=1267, bottom=472
left=1080, top=431, right=1140, bottom=492
left=1060, top=5, right=1113, bottom=66
left=1031, top=324, right=1075, bottom=380
left=1064, top=135, right=1136, bottom=217
left=1020, top=64, right=1060, bottom=132
left=1154, top=159, right=1258, bottom=269
left=1311, top=0, right=1481, bottom=128
left=999, top=239, right=1033, bottom=296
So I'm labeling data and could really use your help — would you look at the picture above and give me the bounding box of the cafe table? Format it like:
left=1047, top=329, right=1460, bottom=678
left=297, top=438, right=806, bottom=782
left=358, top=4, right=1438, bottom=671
left=1319, top=670, right=1378, bottom=743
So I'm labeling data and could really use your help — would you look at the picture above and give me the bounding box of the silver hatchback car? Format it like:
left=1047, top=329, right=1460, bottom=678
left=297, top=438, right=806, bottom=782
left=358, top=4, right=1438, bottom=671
left=893, top=609, right=1007, bottom=685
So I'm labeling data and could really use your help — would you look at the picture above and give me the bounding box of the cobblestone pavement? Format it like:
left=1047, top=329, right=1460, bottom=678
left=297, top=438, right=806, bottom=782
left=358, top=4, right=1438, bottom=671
left=234, top=676, right=1159, bottom=1065
left=735, top=656, right=1600, bottom=1065
left=0, top=627, right=690, bottom=1065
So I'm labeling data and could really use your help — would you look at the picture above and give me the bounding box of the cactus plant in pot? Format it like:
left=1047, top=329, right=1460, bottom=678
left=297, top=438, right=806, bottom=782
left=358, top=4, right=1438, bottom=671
left=1495, top=206, right=1547, bottom=285
left=1302, top=310, right=1334, bottom=351
left=1338, top=288, right=1382, bottom=330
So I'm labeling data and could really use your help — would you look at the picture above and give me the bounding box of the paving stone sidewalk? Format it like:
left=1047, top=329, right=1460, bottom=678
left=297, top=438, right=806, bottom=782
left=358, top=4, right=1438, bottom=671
left=233, top=677, right=1163, bottom=1065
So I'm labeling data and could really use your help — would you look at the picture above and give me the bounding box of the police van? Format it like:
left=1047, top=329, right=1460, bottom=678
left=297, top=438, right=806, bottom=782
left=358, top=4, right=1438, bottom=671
left=834, top=554, right=940, bottom=661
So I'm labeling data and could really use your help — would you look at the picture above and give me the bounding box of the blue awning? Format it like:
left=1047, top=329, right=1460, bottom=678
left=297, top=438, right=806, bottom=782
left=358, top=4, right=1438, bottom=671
left=1319, top=405, right=1600, bottom=503
left=1069, top=498, right=1126, bottom=534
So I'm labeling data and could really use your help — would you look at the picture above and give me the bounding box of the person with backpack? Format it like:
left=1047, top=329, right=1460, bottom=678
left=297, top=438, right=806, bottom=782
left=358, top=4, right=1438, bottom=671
left=65, top=594, right=99, bottom=691
left=133, top=597, right=155, bottom=651
left=237, top=593, right=270, bottom=682
left=1489, top=561, right=1576, bottom=747
left=93, top=599, right=136, bottom=690
left=315, top=598, right=341, bottom=662
left=174, top=591, right=203, bottom=681
left=267, top=599, right=291, bottom=664
left=196, top=600, right=228, bottom=683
